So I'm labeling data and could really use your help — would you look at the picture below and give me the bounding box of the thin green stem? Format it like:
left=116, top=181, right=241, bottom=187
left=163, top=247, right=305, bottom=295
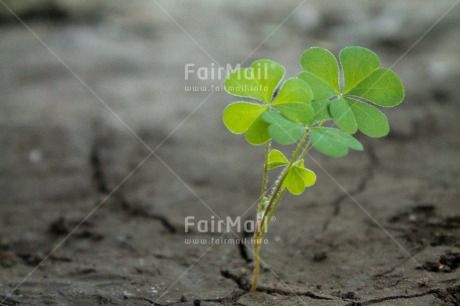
left=299, top=120, right=325, bottom=160
left=251, top=132, right=308, bottom=292
left=251, top=239, right=261, bottom=292
left=299, top=141, right=313, bottom=160
left=317, top=119, right=326, bottom=128
left=258, top=142, right=270, bottom=211
left=251, top=121, right=322, bottom=291
left=261, top=189, right=286, bottom=235
left=259, top=130, right=309, bottom=234
left=251, top=141, right=269, bottom=293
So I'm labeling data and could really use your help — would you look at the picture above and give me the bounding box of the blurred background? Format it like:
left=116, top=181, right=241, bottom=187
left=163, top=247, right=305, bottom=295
left=1, top=1, right=459, bottom=305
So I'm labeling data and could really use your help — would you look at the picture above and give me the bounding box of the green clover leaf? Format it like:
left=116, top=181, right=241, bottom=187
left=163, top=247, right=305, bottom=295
left=222, top=102, right=270, bottom=145
left=260, top=78, right=314, bottom=145
left=224, top=60, right=314, bottom=145
left=300, top=47, right=340, bottom=96
left=223, top=59, right=284, bottom=145
left=272, top=77, right=313, bottom=105
left=267, top=150, right=317, bottom=195
left=245, top=115, right=271, bottom=145
left=340, top=46, right=380, bottom=93
left=225, top=59, right=285, bottom=103
left=267, top=149, right=289, bottom=170
left=329, top=97, right=357, bottom=134
left=299, top=46, right=404, bottom=137
left=271, top=78, right=314, bottom=125
left=282, top=160, right=316, bottom=195
left=261, top=111, right=306, bottom=145
left=310, top=127, right=363, bottom=157
left=345, top=68, right=405, bottom=107
left=310, top=99, right=333, bottom=123
left=223, top=102, right=267, bottom=134
left=346, top=98, right=389, bottom=137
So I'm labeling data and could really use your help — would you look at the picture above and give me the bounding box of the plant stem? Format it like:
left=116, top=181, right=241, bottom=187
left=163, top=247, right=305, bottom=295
left=259, top=130, right=309, bottom=232
left=252, top=189, right=285, bottom=292
left=251, top=141, right=269, bottom=292
left=259, top=142, right=270, bottom=211
left=251, top=131, right=309, bottom=292
left=251, top=121, right=325, bottom=292
left=299, top=141, right=313, bottom=160
left=299, top=120, right=325, bottom=160
left=262, top=189, right=285, bottom=235
left=251, top=236, right=261, bottom=292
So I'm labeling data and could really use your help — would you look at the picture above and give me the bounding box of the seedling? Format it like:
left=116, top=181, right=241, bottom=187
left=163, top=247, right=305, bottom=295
left=222, top=47, right=404, bottom=291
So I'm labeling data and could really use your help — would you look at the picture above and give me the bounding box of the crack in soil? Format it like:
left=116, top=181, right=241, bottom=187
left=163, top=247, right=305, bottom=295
left=237, top=239, right=251, bottom=264
left=124, top=296, right=162, bottom=305
left=387, top=102, right=436, bottom=142
left=387, top=204, right=460, bottom=250
left=256, top=286, right=333, bottom=300
left=90, top=142, right=110, bottom=194
left=89, top=141, right=177, bottom=234
left=347, top=284, right=460, bottom=305
left=236, top=218, right=253, bottom=264
left=220, top=269, right=335, bottom=301
left=191, top=293, right=247, bottom=306
left=220, top=269, right=250, bottom=291
left=322, top=144, right=379, bottom=233
left=416, top=251, right=460, bottom=273
left=156, top=271, right=247, bottom=305
left=0, top=295, right=20, bottom=306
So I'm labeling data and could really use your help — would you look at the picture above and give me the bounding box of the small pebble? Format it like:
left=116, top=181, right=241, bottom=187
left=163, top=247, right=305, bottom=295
left=417, top=277, right=429, bottom=287
left=313, top=252, right=328, bottom=262
left=122, top=291, right=133, bottom=299
left=28, top=149, right=42, bottom=163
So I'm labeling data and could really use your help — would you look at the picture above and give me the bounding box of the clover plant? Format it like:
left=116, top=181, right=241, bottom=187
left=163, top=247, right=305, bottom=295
left=222, top=47, right=404, bottom=291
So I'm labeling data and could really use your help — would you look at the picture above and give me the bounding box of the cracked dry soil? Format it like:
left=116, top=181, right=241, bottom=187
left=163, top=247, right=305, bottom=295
left=1, top=1, right=460, bottom=305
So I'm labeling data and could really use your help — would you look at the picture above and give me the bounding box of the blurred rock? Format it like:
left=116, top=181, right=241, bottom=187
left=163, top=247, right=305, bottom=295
left=292, top=2, right=322, bottom=32
left=0, top=0, right=68, bottom=21
left=330, top=0, right=459, bottom=47
left=427, top=29, right=460, bottom=95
